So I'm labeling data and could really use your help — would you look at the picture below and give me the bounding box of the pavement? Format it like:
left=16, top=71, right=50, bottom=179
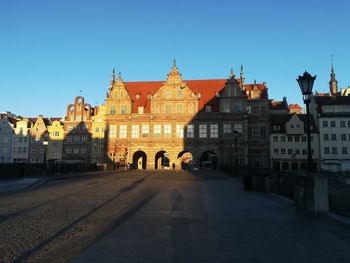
left=73, top=170, right=350, bottom=263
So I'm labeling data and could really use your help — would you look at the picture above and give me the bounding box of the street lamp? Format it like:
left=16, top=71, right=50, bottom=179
left=43, top=140, right=48, bottom=174
left=233, top=130, right=240, bottom=176
left=297, top=71, right=316, bottom=173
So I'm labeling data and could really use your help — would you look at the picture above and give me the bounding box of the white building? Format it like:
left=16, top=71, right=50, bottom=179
left=311, top=96, right=350, bottom=172
left=270, top=114, right=319, bottom=171
left=0, top=114, right=16, bottom=163
left=12, top=118, right=30, bottom=163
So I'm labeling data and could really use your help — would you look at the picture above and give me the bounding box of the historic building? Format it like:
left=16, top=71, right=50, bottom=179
left=90, top=105, right=106, bottom=163
left=47, top=119, right=64, bottom=161
left=62, top=96, right=93, bottom=163
left=103, top=62, right=270, bottom=170
left=12, top=118, right=30, bottom=163
left=0, top=113, right=16, bottom=163
left=270, top=113, right=319, bottom=171
left=28, top=116, right=49, bottom=163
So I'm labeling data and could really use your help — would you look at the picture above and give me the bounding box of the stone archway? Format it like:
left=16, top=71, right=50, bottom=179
left=200, top=150, right=217, bottom=170
left=155, top=151, right=170, bottom=169
left=177, top=151, right=193, bottom=170
left=132, top=151, right=147, bottom=169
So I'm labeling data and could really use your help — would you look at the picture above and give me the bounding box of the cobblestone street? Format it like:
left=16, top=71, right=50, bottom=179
left=0, top=171, right=197, bottom=263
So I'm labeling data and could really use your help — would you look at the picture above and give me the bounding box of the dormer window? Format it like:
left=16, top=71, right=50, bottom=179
left=205, top=105, right=212, bottom=112
left=138, top=107, right=144, bottom=114
left=273, top=125, right=280, bottom=131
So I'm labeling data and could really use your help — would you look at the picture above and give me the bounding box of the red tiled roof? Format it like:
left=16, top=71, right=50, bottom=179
left=124, top=79, right=267, bottom=113
left=289, top=104, right=302, bottom=109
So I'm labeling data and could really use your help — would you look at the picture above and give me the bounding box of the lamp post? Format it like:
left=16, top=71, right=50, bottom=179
left=297, top=71, right=316, bottom=173
left=233, top=130, right=240, bottom=176
left=43, top=140, right=48, bottom=174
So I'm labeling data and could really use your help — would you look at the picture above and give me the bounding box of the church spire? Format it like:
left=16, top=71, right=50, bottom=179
left=329, top=55, right=338, bottom=96
left=229, top=68, right=235, bottom=79
left=240, top=65, right=245, bottom=89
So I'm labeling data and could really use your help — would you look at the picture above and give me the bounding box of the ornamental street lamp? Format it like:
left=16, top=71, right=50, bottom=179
left=233, top=130, right=240, bottom=176
left=297, top=71, right=316, bottom=173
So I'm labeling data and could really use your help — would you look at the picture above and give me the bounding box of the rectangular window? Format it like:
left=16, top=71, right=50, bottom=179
left=341, top=121, right=346, bottom=127
left=302, top=149, right=307, bottom=155
left=281, top=136, right=285, bottom=142
left=53, top=131, right=60, bottom=136
left=40, top=147, right=44, bottom=154
left=341, top=134, right=347, bottom=141
left=67, top=135, right=73, bottom=142
left=210, top=124, right=218, bottom=138
left=73, top=146, right=79, bottom=154
left=331, top=134, right=337, bottom=141
left=176, top=104, right=183, bottom=114
left=205, top=105, right=212, bottom=112
left=324, top=134, right=329, bottom=141
left=76, top=115, right=82, bottom=121
left=186, top=124, right=194, bottom=138
left=302, top=136, right=306, bottom=142
left=141, top=125, right=149, bottom=138
left=331, top=121, right=336, bottom=127
left=288, top=149, right=293, bottom=155
left=332, top=147, right=337, bottom=154
left=165, top=90, right=172, bottom=98
left=154, top=125, right=161, bottom=137
left=119, top=125, right=127, bottom=138
left=295, top=149, right=300, bottom=155
left=81, top=135, right=87, bottom=142
left=18, top=147, right=22, bottom=154
left=178, top=89, right=183, bottom=98
left=110, top=106, right=116, bottom=115
left=74, top=135, right=80, bottom=143
left=165, top=105, right=171, bottom=114
left=121, top=105, right=128, bottom=114
left=273, top=136, right=278, bottom=142
left=95, top=127, right=99, bottom=132
left=52, top=141, right=58, bottom=147
left=164, top=124, right=171, bottom=137
left=295, top=136, right=299, bottom=142
left=324, top=147, right=329, bottom=154
left=67, top=125, right=73, bottom=131
left=234, top=124, right=242, bottom=134
left=281, top=149, right=286, bottom=155
left=66, top=147, right=72, bottom=154
left=323, top=121, right=328, bottom=127
left=31, top=148, right=36, bottom=153
left=109, top=125, right=117, bottom=138
left=176, top=124, right=184, bottom=138
left=274, top=148, right=279, bottom=153
left=199, top=124, right=207, bottom=138
left=131, top=125, right=139, bottom=138
left=81, top=146, right=87, bottom=154
left=23, top=147, right=27, bottom=153
left=138, top=107, right=144, bottom=114
left=342, top=147, right=348, bottom=154
left=288, top=136, right=292, bottom=142
left=223, top=124, right=231, bottom=135
left=19, top=137, right=23, bottom=143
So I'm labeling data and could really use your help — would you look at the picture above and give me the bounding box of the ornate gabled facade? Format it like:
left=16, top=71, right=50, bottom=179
left=47, top=119, right=64, bottom=161
left=103, top=62, right=270, bottom=170
left=62, top=96, right=93, bottom=163
left=28, top=115, right=49, bottom=163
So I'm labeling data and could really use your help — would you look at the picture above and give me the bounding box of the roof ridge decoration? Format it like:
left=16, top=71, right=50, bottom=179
left=166, top=58, right=183, bottom=85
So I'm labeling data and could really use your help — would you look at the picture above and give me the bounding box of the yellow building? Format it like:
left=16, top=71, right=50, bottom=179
left=47, top=119, right=64, bottom=161
left=91, top=105, right=106, bottom=163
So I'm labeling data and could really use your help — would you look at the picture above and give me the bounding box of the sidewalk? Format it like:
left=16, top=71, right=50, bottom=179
left=74, top=170, right=350, bottom=263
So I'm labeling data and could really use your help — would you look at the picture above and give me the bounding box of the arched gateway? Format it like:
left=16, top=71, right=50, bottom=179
left=155, top=151, right=170, bottom=169
left=132, top=151, right=147, bottom=169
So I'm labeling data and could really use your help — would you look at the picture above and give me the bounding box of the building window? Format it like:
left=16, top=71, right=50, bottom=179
left=165, top=105, right=171, bottom=114
left=164, top=124, right=171, bottom=137
left=223, top=124, right=231, bottom=135
left=138, top=107, right=144, bottom=114
left=23, top=147, right=27, bottom=153
left=131, top=125, right=139, bottom=138
left=119, top=125, right=127, bottom=138
left=74, top=136, right=80, bottom=143
left=52, top=141, right=58, bottom=147
left=295, top=149, right=300, bottom=155
left=295, top=136, right=299, bottom=142
left=67, top=125, right=73, bottom=131
left=288, top=136, right=292, bottom=142
left=178, top=89, right=183, bottom=98
left=199, top=124, right=207, bottom=138
left=281, top=136, right=285, bottom=142
left=76, top=115, right=82, bottom=121
left=165, top=90, right=171, bottom=98
left=95, top=127, right=99, bottom=132
left=141, top=125, right=149, bottom=138
left=223, top=103, right=230, bottom=113
left=154, top=125, right=161, bottom=137
left=66, top=147, right=72, bottom=154
left=53, top=131, right=60, bottom=136
left=176, top=124, right=184, bottom=138
left=109, top=125, right=117, bottom=138
left=348, top=121, right=350, bottom=127
left=341, top=134, right=347, bottom=141
left=18, top=147, right=22, bottom=154
left=186, top=124, right=194, bottom=138
left=302, top=149, right=307, bottom=155
left=176, top=104, right=183, bottom=114
left=234, top=124, right=243, bottom=134
left=81, top=146, right=87, bottom=154
left=331, top=134, right=337, bottom=141
left=324, top=147, right=329, bottom=154
left=273, top=136, right=278, bottom=142
left=324, top=134, right=329, bottom=141
left=341, top=121, right=346, bottom=127
left=342, top=147, right=348, bottom=154
left=273, top=148, right=278, bottom=153
left=322, top=121, right=328, bottom=127
left=31, top=148, right=36, bottom=153
left=302, top=136, right=306, bottom=142
left=331, top=121, right=336, bottom=127
left=121, top=105, right=128, bottom=114
left=332, top=147, right=337, bottom=154
left=73, top=146, right=79, bottom=154
left=205, top=105, right=212, bottom=112
left=81, top=135, right=87, bottom=142
left=210, top=124, right=218, bottom=138
left=110, top=106, right=116, bottom=115
left=288, top=149, right=293, bottom=155
left=281, top=148, right=286, bottom=155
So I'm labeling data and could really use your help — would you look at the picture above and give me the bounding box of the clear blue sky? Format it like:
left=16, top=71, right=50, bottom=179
left=1, top=0, right=349, bottom=117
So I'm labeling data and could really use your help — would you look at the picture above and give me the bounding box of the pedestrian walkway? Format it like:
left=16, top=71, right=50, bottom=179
left=73, top=170, right=350, bottom=263
left=0, top=178, right=45, bottom=195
